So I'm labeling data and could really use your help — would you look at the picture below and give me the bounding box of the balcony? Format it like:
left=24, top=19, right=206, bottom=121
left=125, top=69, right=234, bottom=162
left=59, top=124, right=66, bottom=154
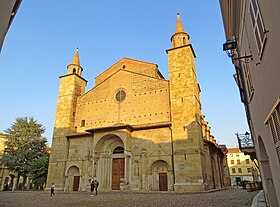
left=236, top=132, right=256, bottom=160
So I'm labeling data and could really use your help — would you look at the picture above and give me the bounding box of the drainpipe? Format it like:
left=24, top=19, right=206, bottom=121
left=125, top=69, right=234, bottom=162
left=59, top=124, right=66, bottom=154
left=169, top=125, right=175, bottom=191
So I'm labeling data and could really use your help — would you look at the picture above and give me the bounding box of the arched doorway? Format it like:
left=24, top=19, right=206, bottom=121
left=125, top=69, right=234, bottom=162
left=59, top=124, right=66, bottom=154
left=94, top=134, right=127, bottom=190
left=66, top=166, right=80, bottom=191
left=112, top=147, right=125, bottom=190
left=258, top=136, right=278, bottom=207
left=151, top=160, right=169, bottom=191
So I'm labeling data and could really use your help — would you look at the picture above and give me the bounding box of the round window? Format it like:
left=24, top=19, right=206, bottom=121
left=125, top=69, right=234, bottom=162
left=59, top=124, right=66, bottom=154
left=115, top=90, right=126, bottom=102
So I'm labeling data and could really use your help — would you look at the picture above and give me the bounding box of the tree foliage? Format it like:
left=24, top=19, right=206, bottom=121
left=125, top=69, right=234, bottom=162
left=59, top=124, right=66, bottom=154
left=0, top=117, right=48, bottom=180
left=29, top=154, right=49, bottom=188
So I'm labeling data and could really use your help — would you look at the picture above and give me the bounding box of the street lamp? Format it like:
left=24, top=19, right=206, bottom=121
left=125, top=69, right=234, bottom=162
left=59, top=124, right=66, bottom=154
left=223, top=40, right=237, bottom=58
left=223, top=40, right=252, bottom=62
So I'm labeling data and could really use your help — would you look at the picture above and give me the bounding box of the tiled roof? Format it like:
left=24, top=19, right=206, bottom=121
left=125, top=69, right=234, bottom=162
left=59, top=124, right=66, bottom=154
left=227, top=148, right=240, bottom=153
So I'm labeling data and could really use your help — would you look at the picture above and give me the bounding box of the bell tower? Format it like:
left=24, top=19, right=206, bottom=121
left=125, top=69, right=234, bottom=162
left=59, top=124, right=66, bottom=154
left=166, top=14, right=205, bottom=191
left=46, top=48, right=87, bottom=191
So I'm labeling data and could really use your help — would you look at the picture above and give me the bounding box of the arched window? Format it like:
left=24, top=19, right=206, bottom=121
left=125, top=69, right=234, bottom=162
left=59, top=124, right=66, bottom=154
left=113, top=146, right=124, bottom=154
left=73, top=68, right=76, bottom=73
left=183, top=37, right=186, bottom=44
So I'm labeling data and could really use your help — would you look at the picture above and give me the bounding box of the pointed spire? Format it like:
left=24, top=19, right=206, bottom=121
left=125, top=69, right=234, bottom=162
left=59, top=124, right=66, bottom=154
left=175, top=13, right=184, bottom=33
left=170, top=13, right=190, bottom=48
left=67, top=48, right=83, bottom=76
left=71, top=48, right=80, bottom=65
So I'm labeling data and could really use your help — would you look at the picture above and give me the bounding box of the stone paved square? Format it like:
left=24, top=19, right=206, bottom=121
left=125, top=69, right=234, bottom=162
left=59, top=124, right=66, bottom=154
left=0, top=188, right=258, bottom=207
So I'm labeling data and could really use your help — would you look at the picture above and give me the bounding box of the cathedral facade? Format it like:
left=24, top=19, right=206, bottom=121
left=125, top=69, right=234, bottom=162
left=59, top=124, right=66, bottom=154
left=46, top=15, right=230, bottom=192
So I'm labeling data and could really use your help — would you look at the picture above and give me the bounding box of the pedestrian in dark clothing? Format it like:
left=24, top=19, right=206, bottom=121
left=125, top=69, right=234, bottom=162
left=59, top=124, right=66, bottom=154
left=94, top=180, right=99, bottom=195
left=90, top=180, right=95, bottom=196
left=50, top=183, right=55, bottom=196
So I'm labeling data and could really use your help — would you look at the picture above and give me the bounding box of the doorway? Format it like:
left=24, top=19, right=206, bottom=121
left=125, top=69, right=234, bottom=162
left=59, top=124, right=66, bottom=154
left=235, top=177, right=241, bottom=186
left=159, top=173, right=168, bottom=191
left=73, top=176, right=80, bottom=191
left=66, top=166, right=80, bottom=191
left=112, top=158, right=125, bottom=190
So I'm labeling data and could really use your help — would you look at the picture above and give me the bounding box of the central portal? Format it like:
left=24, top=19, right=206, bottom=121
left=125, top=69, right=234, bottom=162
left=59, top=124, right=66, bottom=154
left=112, top=158, right=125, bottom=190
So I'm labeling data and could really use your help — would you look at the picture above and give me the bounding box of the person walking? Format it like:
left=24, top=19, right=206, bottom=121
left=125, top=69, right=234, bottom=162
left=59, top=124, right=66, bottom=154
left=90, top=180, right=95, bottom=196
left=50, top=182, right=55, bottom=196
left=94, top=179, right=99, bottom=195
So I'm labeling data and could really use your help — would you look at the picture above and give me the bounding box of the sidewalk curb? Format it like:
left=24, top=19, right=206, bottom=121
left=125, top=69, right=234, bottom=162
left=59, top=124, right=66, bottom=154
left=251, top=190, right=266, bottom=207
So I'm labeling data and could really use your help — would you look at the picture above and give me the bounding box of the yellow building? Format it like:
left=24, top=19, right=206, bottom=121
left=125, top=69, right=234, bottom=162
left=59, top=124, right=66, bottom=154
left=47, top=14, right=230, bottom=192
left=0, top=132, right=5, bottom=152
left=0, top=132, right=10, bottom=190
left=227, top=148, right=260, bottom=185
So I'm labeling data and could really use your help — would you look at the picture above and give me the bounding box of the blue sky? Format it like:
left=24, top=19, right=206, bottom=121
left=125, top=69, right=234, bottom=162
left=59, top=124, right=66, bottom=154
left=0, top=0, right=248, bottom=147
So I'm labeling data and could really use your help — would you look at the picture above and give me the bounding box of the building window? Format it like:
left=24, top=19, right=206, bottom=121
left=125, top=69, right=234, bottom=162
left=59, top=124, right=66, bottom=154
left=231, top=160, right=234, bottom=164
left=113, top=146, right=124, bottom=154
left=247, top=168, right=251, bottom=173
left=243, top=63, right=254, bottom=101
left=236, top=153, right=239, bottom=157
left=237, top=159, right=241, bottom=164
left=81, top=119, right=85, bottom=127
left=249, top=0, right=266, bottom=56
left=238, top=168, right=242, bottom=173
left=230, top=153, right=233, bottom=157
left=246, top=159, right=250, bottom=164
left=268, top=103, right=280, bottom=144
left=266, top=100, right=280, bottom=163
left=232, top=168, right=236, bottom=174
left=234, top=67, right=246, bottom=103
left=276, top=146, right=280, bottom=163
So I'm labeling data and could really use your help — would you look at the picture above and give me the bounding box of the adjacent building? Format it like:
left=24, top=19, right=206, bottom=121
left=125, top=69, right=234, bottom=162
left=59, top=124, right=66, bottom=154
left=0, top=0, right=22, bottom=52
left=219, top=0, right=280, bottom=206
left=46, top=15, right=230, bottom=192
left=0, top=133, right=10, bottom=190
left=227, top=148, right=260, bottom=185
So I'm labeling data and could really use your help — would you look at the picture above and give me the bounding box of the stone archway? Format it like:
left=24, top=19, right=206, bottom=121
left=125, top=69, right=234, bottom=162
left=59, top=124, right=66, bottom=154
left=258, top=136, right=278, bottom=207
left=94, top=134, right=128, bottom=190
left=66, top=166, right=80, bottom=191
left=151, top=160, right=170, bottom=191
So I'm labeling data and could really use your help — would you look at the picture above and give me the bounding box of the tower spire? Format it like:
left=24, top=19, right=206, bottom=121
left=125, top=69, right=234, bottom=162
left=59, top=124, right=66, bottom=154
left=170, top=14, right=189, bottom=48
left=67, top=48, right=83, bottom=76
left=175, top=13, right=184, bottom=33
left=72, top=48, right=80, bottom=66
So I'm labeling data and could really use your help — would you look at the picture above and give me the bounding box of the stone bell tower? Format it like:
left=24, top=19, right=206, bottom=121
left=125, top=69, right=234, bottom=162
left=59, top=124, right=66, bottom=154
left=46, top=49, right=87, bottom=191
left=166, top=14, right=205, bottom=191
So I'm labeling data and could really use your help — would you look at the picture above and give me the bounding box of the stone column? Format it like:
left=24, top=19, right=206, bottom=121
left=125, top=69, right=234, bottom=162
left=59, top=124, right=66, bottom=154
left=12, top=177, right=18, bottom=191
left=212, top=153, right=221, bottom=189
left=141, top=150, right=147, bottom=190
left=168, top=171, right=174, bottom=191
left=27, top=177, right=31, bottom=190
left=105, top=157, right=112, bottom=189
left=97, top=157, right=104, bottom=189
left=125, top=154, right=131, bottom=189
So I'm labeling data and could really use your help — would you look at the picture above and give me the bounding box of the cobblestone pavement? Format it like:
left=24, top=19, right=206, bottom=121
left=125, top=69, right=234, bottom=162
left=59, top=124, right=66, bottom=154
left=0, top=188, right=258, bottom=207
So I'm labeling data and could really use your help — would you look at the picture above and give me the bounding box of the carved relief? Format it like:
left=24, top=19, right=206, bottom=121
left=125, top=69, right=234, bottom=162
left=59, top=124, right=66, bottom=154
left=134, top=160, right=140, bottom=176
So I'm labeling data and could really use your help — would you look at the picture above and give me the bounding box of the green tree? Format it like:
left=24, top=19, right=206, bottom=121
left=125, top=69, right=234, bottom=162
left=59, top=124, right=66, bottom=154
left=29, top=154, right=49, bottom=189
left=0, top=117, right=48, bottom=189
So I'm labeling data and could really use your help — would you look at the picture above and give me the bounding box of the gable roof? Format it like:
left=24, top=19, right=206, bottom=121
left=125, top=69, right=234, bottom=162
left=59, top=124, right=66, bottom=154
left=95, top=57, right=165, bottom=85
